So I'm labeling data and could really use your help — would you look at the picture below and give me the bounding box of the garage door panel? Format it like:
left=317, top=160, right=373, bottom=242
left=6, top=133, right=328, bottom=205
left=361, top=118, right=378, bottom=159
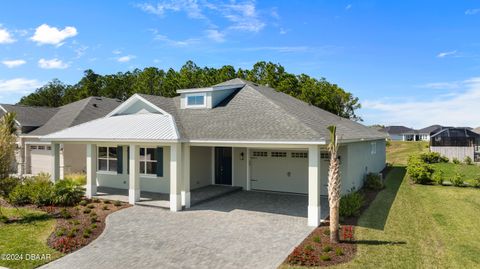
left=31, top=150, right=52, bottom=175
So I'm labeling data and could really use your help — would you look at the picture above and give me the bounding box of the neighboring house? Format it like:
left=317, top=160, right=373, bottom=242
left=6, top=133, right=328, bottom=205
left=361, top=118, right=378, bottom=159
left=381, top=126, right=415, bottom=141
left=43, top=79, right=387, bottom=227
left=416, top=125, right=443, bottom=141
left=430, top=127, right=480, bottom=162
left=474, top=127, right=480, bottom=135
left=0, top=97, right=122, bottom=177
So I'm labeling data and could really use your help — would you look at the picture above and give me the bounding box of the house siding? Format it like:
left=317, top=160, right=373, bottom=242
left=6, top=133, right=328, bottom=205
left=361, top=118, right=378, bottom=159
left=430, top=146, right=474, bottom=162
left=190, top=146, right=213, bottom=189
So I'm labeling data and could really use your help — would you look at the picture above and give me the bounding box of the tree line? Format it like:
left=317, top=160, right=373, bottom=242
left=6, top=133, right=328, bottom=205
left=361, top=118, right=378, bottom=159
left=19, top=61, right=362, bottom=120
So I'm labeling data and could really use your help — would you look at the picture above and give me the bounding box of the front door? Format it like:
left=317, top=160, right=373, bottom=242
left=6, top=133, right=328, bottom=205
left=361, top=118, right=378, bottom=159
left=215, top=147, right=232, bottom=185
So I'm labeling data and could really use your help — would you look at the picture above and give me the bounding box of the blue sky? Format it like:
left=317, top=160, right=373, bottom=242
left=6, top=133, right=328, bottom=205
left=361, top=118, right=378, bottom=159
left=1, top=0, right=479, bottom=128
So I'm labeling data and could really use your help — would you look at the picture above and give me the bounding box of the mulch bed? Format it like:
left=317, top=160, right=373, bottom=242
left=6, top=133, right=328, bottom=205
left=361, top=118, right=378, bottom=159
left=45, top=198, right=130, bottom=253
left=284, top=166, right=392, bottom=267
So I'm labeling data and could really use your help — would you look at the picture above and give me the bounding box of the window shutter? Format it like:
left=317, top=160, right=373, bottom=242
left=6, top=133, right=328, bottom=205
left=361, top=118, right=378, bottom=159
left=156, top=147, right=163, bottom=177
left=117, top=146, right=123, bottom=174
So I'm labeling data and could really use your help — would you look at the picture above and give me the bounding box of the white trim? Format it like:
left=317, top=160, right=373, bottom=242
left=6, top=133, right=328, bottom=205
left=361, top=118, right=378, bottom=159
left=25, top=141, right=51, bottom=145
left=231, top=147, right=234, bottom=186
left=246, top=147, right=250, bottom=191
left=106, top=94, right=171, bottom=117
left=185, top=92, right=207, bottom=108
left=96, top=171, right=118, bottom=175
left=211, top=147, right=215, bottom=184
left=189, top=139, right=326, bottom=145
left=177, top=84, right=245, bottom=94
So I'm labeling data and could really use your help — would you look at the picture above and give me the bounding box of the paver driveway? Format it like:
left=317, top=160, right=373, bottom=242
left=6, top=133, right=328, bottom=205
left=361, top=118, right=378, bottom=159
left=42, top=191, right=314, bottom=269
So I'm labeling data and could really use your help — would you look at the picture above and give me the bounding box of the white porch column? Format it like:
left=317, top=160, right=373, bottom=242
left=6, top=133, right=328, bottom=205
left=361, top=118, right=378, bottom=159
left=181, top=144, right=191, bottom=208
left=129, top=144, right=140, bottom=205
left=51, top=143, right=60, bottom=182
left=170, top=143, right=182, bottom=211
left=308, top=145, right=321, bottom=227
left=59, top=143, right=65, bottom=180
left=86, top=144, right=97, bottom=198
left=246, top=147, right=251, bottom=191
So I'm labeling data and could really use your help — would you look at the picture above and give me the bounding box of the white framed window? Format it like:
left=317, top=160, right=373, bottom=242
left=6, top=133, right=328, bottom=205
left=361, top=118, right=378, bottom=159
left=38, top=145, right=45, bottom=150
left=98, top=146, right=117, bottom=172
left=30, top=145, right=37, bottom=150
left=140, top=147, right=158, bottom=175
left=46, top=146, right=52, bottom=150
left=291, top=152, right=308, bottom=158
left=271, top=151, right=287, bottom=158
left=371, top=142, right=377, bottom=155
left=252, top=151, right=267, bottom=157
left=321, top=152, right=330, bottom=160
left=185, top=93, right=206, bottom=108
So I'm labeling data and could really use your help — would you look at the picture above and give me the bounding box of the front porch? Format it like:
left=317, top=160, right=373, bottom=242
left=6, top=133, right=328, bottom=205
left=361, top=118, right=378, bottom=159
left=93, top=185, right=242, bottom=208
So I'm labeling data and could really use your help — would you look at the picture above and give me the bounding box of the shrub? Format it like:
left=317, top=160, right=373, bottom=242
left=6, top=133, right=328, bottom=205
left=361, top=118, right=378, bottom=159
left=464, top=156, right=473, bottom=165
left=60, top=208, right=72, bottom=219
left=113, top=200, right=122, bottom=207
left=323, top=229, right=330, bottom=236
left=335, top=248, right=344, bottom=256
left=471, top=178, right=480, bottom=188
left=67, top=230, right=76, bottom=238
left=340, top=192, right=364, bottom=217
left=90, top=216, right=98, bottom=223
left=322, top=245, right=332, bottom=252
left=71, top=219, right=80, bottom=225
left=451, top=172, right=465, bottom=187
left=52, top=237, right=80, bottom=253
left=103, top=200, right=111, bottom=204
left=82, top=228, right=92, bottom=238
left=56, top=228, right=66, bottom=237
left=8, top=183, right=32, bottom=205
left=304, top=245, right=314, bottom=251
left=79, top=200, right=87, bottom=206
left=312, top=236, right=321, bottom=243
left=29, top=178, right=54, bottom=206
left=53, top=179, right=84, bottom=206
left=83, top=208, right=91, bottom=214
left=419, top=152, right=448, bottom=164
left=452, top=158, right=460, bottom=164
left=432, top=170, right=445, bottom=185
left=102, top=205, right=109, bottom=210
left=319, top=254, right=331, bottom=261
left=87, top=204, right=95, bottom=209
left=64, top=173, right=86, bottom=186
left=90, top=223, right=97, bottom=229
left=0, top=177, right=21, bottom=197
left=407, top=155, right=434, bottom=184
left=92, top=198, right=100, bottom=203
left=364, top=173, right=384, bottom=190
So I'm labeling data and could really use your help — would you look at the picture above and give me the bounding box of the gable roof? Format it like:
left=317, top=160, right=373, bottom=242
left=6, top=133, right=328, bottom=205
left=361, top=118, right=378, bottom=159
left=381, top=126, right=415, bottom=135
left=431, top=127, right=480, bottom=138
left=0, top=104, right=58, bottom=129
left=28, top=97, right=122, bottom=136
left=138, top=79, right=386, bottom=143
left=418, top=125, right=443, bottom=134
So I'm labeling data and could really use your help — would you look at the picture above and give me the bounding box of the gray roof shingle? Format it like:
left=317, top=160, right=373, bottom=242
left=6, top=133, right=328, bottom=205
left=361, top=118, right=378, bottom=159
left=29, top=97, right=122, bottom=136
left=0, top=104, right=59, bottom=128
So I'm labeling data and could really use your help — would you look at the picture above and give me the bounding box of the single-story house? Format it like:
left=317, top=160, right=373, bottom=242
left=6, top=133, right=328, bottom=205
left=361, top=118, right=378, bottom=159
left=416, top=125, right=443, bottom=141
left=42, top=78, right=387, bottom=226
left=0, top=97, right=121, bottom=177
left=430, top=127, right=480, bottom=162
left=382, top=125, right=443, bottom=141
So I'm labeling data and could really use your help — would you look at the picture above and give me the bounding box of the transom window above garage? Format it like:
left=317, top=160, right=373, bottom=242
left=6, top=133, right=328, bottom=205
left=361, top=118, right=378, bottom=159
left=320, top=152, right=331, bottom=159
left=291, top=152, right=308, bottom=158
left=271, top=151, right=287, bottom=157
left=252, top=151, right=267, bottom=157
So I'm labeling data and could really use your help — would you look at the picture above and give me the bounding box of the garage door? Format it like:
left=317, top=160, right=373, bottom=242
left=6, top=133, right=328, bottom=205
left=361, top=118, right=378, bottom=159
left=250, top=149, right=329, bottom=195
left=30, top=145, right=52, bottom=175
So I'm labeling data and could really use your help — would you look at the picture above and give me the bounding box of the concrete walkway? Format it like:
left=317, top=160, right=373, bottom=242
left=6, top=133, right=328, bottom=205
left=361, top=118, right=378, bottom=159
left=42, top=191, right=317, bottom=269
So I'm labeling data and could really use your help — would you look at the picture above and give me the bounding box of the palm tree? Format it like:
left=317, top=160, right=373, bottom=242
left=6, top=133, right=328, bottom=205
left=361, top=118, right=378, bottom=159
left=327, top=125, right=341, bottom=243
left=1, top=112, right=17, bottom=135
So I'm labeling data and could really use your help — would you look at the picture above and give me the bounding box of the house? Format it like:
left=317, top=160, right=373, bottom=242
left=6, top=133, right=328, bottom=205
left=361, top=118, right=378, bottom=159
left=42, top=79, right=387, bottom=227
left=0, top=97, right=122, bottom=177
left=430, top=127, right=480, bottom=162
left=381, top=126, right=414, bottom=141
left=416, top=125, right=443, bottom=141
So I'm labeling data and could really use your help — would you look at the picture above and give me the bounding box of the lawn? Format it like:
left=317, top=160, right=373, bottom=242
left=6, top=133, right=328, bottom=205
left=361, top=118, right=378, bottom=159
left=0, top=207, right=62, bottom=269
left=432, top=162, right=480, bottom=181
left=285, top=141, right=480, bottom=268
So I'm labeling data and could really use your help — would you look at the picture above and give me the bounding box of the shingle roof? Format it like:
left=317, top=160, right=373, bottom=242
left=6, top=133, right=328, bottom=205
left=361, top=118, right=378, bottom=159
left=417, top=125, right=443, bottom=134
left=138, top=79, right=386, bottom=142
left=29, top=97, right=122, bottom=136
left=0, top=104, right=58, bottom=128
left=381, top=126, right=415, bottom=135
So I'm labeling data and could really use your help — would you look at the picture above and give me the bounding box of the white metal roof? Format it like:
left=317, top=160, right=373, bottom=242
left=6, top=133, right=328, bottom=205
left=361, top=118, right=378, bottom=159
left=42, top=113, right=179, bottom=142
left=176, top=83, right=245, bottom=94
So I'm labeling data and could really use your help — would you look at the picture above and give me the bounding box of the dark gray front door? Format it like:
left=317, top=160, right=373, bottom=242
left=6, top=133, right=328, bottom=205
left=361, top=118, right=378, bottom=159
left=215, top=147, right=232, bottom=185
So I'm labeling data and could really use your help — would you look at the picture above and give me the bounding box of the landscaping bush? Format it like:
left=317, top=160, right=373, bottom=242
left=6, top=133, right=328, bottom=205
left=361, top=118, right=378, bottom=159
left=53, top=179, right=84, bottom=206
left=419, top=152, right=449, bottom=164
left=312, top=236, right=321, bottom=243
left=113, top=200, right=122, bottom=207
left=407, top=155, right=434, bottom=184
left=364, top=173, right=384, bottom=190
left=102, top=205, right=109, bottom=210
left=87, top=204, right=95, bottom=209
left=432, top=170, right=445, bottom=185
left=83, top=228, right=92, bottom=238
left=335, top=248, right=344, bottom=256
left=339, top=191, right=365, bottom=217
left=319, top=254, right=331, bottom=261
left=471, top=178, right=480, bottom=188
left=0, top=176, right=21, bottom=197
left=452, top=158, right=460, bottom=164
left=304, top=245, right=314, bottom=251
left=464, top=156, right=473, bottom=165
left=8, top=182, right=32, bottom=205
left=29, top=178, right=54, bottom=206
left=83, top=208, right=91, bottom=214
left=60, top=208, right=72, bottom=219
left=79, top=200, right=87, bottom=206
left=64, top=173, right=86, bottom=186
left=451, top=172, right=465, bottom=187
left=322, top=245, right=333, bottom=252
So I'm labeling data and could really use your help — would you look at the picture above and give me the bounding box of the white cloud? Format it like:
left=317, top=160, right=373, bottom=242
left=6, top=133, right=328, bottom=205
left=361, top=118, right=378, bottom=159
left=345, top=4, right=352, bottom=10
left=0, top=26, right=15, bottom=44
left=38, top=58, right=69, bottom=69
left=31, top=24, right=77, bottom=46
left=218, top=1, right=265, bottom=32
left=1, top=59, right=26, bottom=68
left=279, top=28, right=287, bottom=35
left=363, top=77, right=480, bottom=128
left=437, top=50, right=457, bottom=58
left=137, top=1, right=205, bottom=19
left=117, top=55, right=136, bottom=62
left=154, top=33, right=199, bottom=46
left=205, top=29, right=225, bottom=42
left=242, top=46, right=309, bottom=53
left=112, top=49, right=122, bottom=55
left=419, top=81, right=461, bottom=90
left=465, top=8, right=480, bottom=15
left=0, top=78, right=42, bottom=93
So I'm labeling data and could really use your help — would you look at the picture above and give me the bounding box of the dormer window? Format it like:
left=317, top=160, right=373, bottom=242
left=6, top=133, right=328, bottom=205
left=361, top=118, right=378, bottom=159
left=186, top=93, right=206, bottom=108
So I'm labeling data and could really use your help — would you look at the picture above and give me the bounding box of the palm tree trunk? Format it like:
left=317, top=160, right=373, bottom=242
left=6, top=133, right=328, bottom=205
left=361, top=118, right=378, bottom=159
left=327, top=125, right=341, bottom=243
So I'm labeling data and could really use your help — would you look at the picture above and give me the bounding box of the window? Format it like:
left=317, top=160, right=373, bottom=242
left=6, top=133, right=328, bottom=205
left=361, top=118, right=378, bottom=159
left=38, top=146, right=45, bottom=150
left=371, top=142, right=377, bottom=155
left=291, top=152, right=308, bottom=158
left=271, top=151, right=287, bottom=158
left=140, top=147, right=158, bottom=175
left=252, top=151, right=267, bottom=157
left=46, top=146, right=51, bottom=150
left=98, top=147, right=117, bottom=172
left=321, top=152, right=330, bottom=159
left=30, top=145, right=37, bottom=150
left=186, top=93, right=206, bottom=107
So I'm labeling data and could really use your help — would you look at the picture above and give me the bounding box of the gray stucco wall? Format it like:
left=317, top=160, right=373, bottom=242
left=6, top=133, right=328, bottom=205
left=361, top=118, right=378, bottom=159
left=190, top=146, right=212, bottom=189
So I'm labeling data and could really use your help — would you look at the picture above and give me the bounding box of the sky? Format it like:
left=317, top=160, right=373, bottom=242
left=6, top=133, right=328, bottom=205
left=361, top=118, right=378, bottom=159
left=0, top=0, right=479, bottom=128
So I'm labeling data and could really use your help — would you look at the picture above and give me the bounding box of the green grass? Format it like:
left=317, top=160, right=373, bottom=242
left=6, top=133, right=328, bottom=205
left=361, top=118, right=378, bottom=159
left=284, top=140, right=480, bottom=269
left=0, top=207, right=62, bottom=269
left=432, top=162, right=480, bottom=181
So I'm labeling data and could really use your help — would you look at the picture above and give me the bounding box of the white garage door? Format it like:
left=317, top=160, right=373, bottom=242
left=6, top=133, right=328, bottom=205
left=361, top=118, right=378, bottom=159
left=30, top=145, right=52, bottom=175
left=250, top=149, right=329, bottom=195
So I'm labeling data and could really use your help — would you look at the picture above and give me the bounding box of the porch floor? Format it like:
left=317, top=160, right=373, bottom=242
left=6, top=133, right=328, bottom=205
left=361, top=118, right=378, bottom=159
left=93, top=185, right=242, bottom=208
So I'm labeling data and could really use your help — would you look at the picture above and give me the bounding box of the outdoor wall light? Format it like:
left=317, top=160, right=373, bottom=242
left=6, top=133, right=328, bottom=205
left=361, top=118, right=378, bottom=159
left=240, top=152, right=244, bottom=160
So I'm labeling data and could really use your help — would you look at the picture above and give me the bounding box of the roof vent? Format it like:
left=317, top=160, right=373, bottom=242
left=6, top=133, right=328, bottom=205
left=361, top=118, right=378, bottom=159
left=93, top=104, right=98, bottom=108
